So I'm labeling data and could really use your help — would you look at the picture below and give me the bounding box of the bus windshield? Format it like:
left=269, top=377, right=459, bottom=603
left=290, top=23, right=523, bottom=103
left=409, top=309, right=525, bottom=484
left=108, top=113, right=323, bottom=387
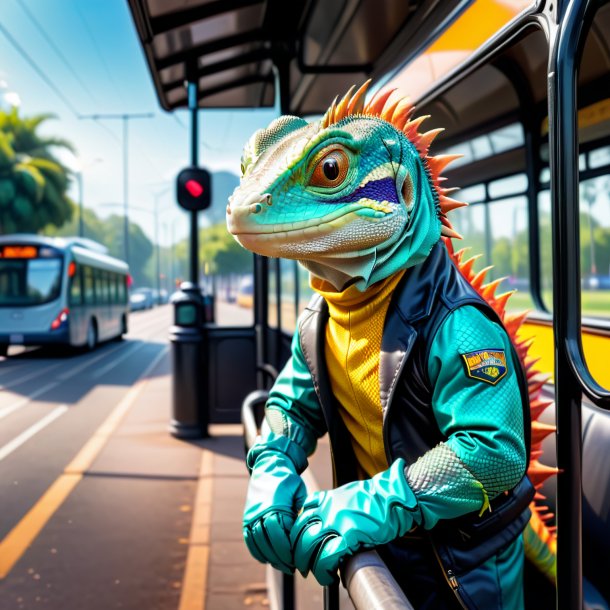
left=0, top=257, right=63, bottom=306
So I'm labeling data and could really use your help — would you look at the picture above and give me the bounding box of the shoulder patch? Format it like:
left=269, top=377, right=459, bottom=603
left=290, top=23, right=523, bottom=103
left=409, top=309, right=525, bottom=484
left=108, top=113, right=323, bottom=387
left=461, top=349, right=508, bottom=385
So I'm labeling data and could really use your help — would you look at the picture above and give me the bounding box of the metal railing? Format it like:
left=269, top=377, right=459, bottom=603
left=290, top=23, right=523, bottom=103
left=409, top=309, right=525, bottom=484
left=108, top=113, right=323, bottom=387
left=548, top=1, right=610, bottom=608
left=241, top=392, right=413, bottom=610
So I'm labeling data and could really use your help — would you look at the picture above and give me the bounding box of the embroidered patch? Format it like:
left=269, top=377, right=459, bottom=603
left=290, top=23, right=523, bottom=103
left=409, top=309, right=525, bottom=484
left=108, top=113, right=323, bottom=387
left=461, top=349, right=508, bottom=385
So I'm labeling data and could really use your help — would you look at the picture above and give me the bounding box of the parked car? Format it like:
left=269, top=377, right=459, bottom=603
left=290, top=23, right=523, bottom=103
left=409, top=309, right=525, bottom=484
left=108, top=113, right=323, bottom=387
left=129, top=287, right=155, bottom=311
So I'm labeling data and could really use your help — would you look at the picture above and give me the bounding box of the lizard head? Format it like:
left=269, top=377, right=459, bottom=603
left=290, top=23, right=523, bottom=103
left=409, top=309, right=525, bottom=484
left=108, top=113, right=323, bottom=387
left=227, top=81, right=465, bottom=290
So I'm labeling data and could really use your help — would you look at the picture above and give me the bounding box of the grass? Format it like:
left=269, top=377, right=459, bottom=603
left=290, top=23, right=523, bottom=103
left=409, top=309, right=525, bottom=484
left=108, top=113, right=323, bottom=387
left=504, top=289, right=610, bottom=318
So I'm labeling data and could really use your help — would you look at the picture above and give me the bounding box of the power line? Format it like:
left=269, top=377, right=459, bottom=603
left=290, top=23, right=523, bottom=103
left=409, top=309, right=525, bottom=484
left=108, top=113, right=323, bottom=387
left=0, top=22, right=81, bottom=117
left=73, top=2, right=127, bottom=109
left=14, top=0, right=98, bottom=106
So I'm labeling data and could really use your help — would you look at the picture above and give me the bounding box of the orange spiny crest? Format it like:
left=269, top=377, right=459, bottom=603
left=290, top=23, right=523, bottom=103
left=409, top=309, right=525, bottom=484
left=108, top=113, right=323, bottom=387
left=530, top=398, right=554, bottom=421
left=457, top=254, right=482, bottom=279
left=492, top=291, right=515, bottom=316
left=470, top=266, right=493, bottom=291
left=439, top=196, right=468, bottom=214
left=528, top=460, right=559, bottom=489
left=531, top=421, right=556, bottom=445
left=480, top=277, right=506, bottom=301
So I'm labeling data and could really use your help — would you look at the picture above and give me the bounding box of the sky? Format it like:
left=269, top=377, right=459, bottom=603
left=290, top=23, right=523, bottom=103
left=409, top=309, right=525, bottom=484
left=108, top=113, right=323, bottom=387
left=0, top=0, right=280, bottom=246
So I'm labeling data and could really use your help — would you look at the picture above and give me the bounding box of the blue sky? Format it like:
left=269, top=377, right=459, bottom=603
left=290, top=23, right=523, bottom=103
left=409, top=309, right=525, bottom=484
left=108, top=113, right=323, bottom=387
left=0, top=0, right=280, bottom=245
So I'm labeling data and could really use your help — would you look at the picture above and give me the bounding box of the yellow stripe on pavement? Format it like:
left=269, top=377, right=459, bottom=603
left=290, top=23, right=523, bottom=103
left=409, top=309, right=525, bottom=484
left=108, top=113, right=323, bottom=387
left=0, top=347, right=167, bottom=580
left=178, top=449, right=213, bottom=610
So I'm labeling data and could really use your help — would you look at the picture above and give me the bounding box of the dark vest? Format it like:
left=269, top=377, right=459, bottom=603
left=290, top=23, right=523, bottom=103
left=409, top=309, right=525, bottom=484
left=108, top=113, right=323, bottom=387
left=297, top=241, right=535, bottom=574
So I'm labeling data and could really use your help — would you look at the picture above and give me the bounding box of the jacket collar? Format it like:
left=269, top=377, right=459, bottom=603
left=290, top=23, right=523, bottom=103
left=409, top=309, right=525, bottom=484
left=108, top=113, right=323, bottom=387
left=379, top=241, right=447, bottom=414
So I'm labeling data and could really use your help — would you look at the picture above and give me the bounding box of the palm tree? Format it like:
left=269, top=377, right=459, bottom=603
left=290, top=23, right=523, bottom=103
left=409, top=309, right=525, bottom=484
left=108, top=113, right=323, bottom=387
left=0, top=107, right=75, bottom=233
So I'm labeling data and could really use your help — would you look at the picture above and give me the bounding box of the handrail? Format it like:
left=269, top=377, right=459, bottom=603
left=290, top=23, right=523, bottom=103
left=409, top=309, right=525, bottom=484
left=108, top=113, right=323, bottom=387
left=241, top=394, right=414, bottom=609
left=548, top=1, right=607, bottom=608
left=550, top=0, right=610, bottom=410
left=341, top=550, right=414, bottom=610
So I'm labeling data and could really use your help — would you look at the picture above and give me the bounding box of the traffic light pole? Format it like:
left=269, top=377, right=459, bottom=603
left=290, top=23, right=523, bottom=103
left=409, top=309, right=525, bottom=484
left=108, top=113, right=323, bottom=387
left=188, top=80, right=199, bottom=287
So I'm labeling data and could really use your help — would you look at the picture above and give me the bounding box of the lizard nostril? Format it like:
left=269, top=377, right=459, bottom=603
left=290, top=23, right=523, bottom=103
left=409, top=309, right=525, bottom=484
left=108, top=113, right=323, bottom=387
left=249, top=203, right=263, bottom=214
left=226, top=204, right=231, bottom=215
left=265, top=194, right=272, bottom=206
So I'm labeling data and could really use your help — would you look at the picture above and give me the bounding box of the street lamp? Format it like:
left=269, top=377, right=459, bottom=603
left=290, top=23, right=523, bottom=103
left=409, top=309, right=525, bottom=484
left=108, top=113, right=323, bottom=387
left=73, top=158, right=103, bottom=237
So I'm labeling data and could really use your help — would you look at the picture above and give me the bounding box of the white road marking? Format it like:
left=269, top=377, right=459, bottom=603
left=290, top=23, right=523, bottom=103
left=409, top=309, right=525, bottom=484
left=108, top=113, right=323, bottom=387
left=0, top=405, right=68, bottom=462
left=0, top=382, right=59, bottom=422
left=90, top=341, right=146, bottom=379
left=0, top=361, right=65, bottom=390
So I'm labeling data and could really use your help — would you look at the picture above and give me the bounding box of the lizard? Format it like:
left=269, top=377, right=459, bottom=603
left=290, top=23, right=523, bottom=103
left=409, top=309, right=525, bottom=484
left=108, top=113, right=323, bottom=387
left=227, top=80, right=557, bottom=608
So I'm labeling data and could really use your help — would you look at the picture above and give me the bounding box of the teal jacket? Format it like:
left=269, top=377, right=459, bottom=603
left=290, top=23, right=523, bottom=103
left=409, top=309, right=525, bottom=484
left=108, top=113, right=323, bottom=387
left=264, top=243, right=533, bottom=576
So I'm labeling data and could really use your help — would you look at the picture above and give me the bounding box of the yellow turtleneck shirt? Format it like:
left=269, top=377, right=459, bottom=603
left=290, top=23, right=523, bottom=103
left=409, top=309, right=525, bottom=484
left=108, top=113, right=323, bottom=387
left=311, top=270, right=406, bottom=479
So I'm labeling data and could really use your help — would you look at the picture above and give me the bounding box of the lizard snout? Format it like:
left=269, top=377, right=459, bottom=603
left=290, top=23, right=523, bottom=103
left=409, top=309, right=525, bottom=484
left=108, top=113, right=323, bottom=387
left=227, top=192, right=272, bottom=234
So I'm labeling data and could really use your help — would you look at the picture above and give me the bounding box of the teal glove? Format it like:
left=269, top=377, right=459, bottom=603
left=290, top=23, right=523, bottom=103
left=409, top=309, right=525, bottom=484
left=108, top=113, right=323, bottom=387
left=290, top=459, right=421, bottom=585
left=243, top=434, right=308, bottom=574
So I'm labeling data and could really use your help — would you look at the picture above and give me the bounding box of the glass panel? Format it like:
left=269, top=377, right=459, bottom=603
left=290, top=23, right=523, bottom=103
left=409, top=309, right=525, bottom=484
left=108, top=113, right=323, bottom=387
left=436, top=123, right=524, bottom=170
left=451, top=202, right=488, bottom=275
left=489, top=124, right=524, bottom=154
left=268, top=259, right=278, bottom=329
left=580, top=176, right=610, bottom=319
left=298, top=263, right=315, bottom=316
left=589, top=145, right=610, bottom=170
left=205, top=221, right=254, bottom=326
left=84, top=266, right=95, bottom=305
left=214, top=270, right=253, bottom=326
left=451, top=196, right=534, bottom=311
left=0, top=258, right=63, bottom=306
left=488, top=173, right=527, bottom=199
left=69, top=267, right=83, bottom=306
left=538, top=191, right=553, bottom=308
left=280, top=260, right=297, bottom=335
left=459, top=183, right=486, bottom=204
left=487, top=196, right=534, bottom=312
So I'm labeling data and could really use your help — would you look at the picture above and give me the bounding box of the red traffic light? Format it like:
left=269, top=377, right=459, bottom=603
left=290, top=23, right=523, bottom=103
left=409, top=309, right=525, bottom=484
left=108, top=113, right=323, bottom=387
left=177, top=167, right=211, bottom=211
left=185, top=179, right=204, bottom=198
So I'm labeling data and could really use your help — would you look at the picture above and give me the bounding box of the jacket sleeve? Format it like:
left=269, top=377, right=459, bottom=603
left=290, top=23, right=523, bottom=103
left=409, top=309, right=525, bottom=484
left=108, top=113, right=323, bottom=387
left=262, top=328, right=327, bottom=458
left=404, top=305, right=527, bottom=529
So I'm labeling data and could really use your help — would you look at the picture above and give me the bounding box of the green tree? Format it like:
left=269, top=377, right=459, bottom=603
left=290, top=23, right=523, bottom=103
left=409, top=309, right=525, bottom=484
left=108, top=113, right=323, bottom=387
left=0, top=108, right=74, bottom=233
left=48, top=209, right=154, bottom=287
left=101, top=215, right=154, bottom=287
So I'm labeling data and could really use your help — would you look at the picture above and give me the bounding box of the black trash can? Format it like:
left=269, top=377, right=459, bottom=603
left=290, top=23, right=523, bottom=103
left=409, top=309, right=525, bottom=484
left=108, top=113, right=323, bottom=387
left=169, top=282, right=208, bottom=438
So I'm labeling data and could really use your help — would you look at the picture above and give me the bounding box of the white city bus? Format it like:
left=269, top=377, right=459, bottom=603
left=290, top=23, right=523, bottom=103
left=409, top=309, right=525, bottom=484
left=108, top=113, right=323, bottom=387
left=0, top=234, right=129, bottom=355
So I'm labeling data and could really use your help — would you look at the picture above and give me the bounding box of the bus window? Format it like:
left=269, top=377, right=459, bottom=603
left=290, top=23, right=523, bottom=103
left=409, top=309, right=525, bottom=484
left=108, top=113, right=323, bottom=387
left=452, top=184, right=534, bottom=312
left=280, top=260, right=296, bottom=334
left=0, top=257, right=62, bottom=306
left=579, top=175, right=610, bottom=320
left=110, top=273, right=119, bottom=304
left=84, top=266, right=95, bottom=305
left=117, top=275, right=127, bottom=305
left=96, top=269, right=109, bottom=305
left=69, top=265, right=83, bottom=306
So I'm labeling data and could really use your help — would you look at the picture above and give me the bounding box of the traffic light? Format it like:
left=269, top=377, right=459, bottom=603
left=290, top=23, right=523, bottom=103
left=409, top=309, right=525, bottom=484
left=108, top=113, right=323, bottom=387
left=176, top=167, right=212, bottom=211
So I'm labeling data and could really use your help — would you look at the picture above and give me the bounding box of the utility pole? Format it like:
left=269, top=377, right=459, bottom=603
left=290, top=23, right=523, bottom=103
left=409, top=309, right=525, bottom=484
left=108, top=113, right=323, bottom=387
left=153, top=187, right=171, bottom=300
left=79, top=113, right=153, bottom=267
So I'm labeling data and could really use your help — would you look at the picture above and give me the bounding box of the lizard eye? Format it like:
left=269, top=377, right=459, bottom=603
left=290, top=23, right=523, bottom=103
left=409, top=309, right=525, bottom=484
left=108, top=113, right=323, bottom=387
left=309, top=149, right=349, bottom=188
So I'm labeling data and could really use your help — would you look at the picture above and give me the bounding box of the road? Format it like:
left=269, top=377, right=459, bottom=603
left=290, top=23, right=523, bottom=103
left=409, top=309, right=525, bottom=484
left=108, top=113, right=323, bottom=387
left=0, top=303, right=350, bottom=610
left=0, top=306, right=207, bottom=610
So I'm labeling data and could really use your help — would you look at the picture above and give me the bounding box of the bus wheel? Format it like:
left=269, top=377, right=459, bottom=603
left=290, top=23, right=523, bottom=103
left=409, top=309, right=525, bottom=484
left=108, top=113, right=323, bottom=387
left=86, top=320, right=98, bottom=351
left=115, top=315, right=127, bottom=341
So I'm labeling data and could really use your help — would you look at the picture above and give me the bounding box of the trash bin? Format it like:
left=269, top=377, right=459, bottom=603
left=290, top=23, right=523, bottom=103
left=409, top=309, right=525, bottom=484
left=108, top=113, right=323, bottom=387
left=169, top=281, right=208, bottom=438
